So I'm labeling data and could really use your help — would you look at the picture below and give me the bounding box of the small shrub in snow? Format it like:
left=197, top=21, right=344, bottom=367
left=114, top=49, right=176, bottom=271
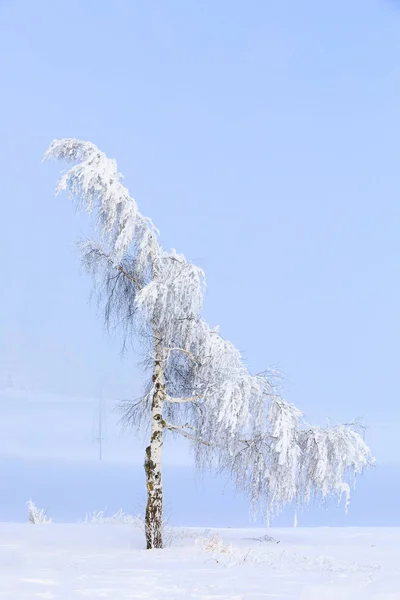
left=84, top=510, right=202, bottom=548
left=83, top=510, right=178, bottom=546
left=163, top=527, right=208, bottom=548
left=196, top=533, right=264, bottom=568
left=84, top=509, right=143, bottom=527
left=243, top=533, right=280, bottom=544
left=27, top=500, right=52, bottom=524
left=197, top=532, right=233, bottom=555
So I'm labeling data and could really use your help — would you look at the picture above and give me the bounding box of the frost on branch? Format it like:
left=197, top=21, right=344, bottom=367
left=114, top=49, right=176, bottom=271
left=227, top=399, right=373, bottom=522
left=44, top=138, right=156, bottom=262
left=297, top=423, right=372, bottom=511
left=45, top=138, right=374, bottom=523
left=135, top=249, right=206, bottom=349
left=84, top=509, right=144, bottom=527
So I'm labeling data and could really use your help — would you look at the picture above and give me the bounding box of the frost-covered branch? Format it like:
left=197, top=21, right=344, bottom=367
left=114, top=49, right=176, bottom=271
left=165, top=395, right=200, bottom=404
left=163, top=420, right=211, bottom=446
left=44, top=139, right=158, bottom=262
left=164, top=347, right=199, bottom=363
left=225, top=398, right=373, bottom=522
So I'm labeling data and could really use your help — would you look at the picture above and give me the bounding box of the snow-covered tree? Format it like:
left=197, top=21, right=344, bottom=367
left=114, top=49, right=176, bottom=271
left=44, top=139, right=373, bottom=549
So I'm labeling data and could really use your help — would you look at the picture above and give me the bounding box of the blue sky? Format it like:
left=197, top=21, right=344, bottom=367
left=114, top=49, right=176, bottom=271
left=1, top=0, right=400, bottom=522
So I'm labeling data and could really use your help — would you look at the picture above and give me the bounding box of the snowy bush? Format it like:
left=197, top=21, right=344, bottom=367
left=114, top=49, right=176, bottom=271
left=243, top=533, right=280, bottom=544
left=163, top=526, right=206, bottom=547
left=83, top=509, right=200, bottom=548
left=197, top=532, right=233, bottom=554
left=84, top=509, right=143, bottom=527
left=27, top=500, right=52, bottom=524
left=196, top=532, right=263, bottom=568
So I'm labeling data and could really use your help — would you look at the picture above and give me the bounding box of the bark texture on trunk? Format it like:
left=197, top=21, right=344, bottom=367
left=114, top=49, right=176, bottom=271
left=144, top=339, right=165, bottom=549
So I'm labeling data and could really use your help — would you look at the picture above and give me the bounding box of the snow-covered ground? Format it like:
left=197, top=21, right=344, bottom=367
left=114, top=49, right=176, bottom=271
left=0, top=386, right=399, bottom=597
left=0, top=525, right=399, bottom=599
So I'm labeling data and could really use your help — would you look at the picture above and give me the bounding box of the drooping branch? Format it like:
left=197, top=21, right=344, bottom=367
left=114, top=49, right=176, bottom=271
left=117, top=390, right=154, bottom=433
left=79, top=240, right=143, bottom=290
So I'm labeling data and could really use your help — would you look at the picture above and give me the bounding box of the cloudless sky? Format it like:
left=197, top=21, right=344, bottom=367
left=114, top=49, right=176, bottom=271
left=1, top=0, right=400, bottom=484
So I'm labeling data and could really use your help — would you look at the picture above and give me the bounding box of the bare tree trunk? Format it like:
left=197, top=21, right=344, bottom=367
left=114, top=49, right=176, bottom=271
left=144, top=338, right=165, bottom=549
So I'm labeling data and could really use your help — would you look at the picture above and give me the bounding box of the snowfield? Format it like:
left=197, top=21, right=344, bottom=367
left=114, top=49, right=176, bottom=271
left=0, top=525, right=399, bottom=599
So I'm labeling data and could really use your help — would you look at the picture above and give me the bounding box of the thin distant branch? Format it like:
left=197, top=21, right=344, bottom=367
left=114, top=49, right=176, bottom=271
left=116, top=263, right=142, bottom=290
left=117, top=394, right=150, bottom=429
left=81, top=241, right=143, bottom=291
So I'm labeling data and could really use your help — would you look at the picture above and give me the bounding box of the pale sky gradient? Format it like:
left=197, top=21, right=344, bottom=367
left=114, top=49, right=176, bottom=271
left=1, top=0, right=400, bottom=523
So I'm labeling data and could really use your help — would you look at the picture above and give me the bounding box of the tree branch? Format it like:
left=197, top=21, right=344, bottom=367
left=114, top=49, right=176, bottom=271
left=81, top=241, right=143, bottom=290
left=116, top=264, right=141, bottom=290
left=165, top=394, right=201, bottom=404
left=162, top=420, right=211, bottom=446
left=164, top=347, right=198, bottom=362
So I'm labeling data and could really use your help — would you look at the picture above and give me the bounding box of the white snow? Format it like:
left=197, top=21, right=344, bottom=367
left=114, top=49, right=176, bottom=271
left=0, top=524, right=399, bottom=599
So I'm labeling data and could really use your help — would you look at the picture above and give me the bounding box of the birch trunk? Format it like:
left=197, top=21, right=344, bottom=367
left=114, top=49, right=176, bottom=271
left=144, top=338, right=165, bottom=549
